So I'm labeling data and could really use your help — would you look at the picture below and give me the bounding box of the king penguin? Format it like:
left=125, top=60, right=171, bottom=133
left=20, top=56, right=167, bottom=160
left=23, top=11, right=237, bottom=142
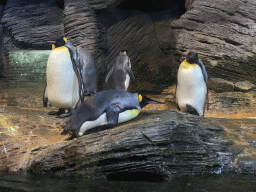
left=43, top=36, right=97, bottom=118
left=61, top=89, right=163, bottom=136
left=176, top=51, right=208, bottom=117
left=105, top=51, right=135, bottom=91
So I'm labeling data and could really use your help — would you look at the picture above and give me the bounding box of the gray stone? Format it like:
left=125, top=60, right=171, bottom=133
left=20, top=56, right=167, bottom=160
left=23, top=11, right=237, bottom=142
left=234, top=81, right=256, bottom=92
left=170, top=0, right=256, bottom=84
left=208, top=77, right=234, bottom=93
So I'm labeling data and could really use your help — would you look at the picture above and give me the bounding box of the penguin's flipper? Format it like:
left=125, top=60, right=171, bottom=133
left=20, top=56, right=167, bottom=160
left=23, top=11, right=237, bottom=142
left=43, top=86, right=48, bottom=107
left=105, top=66, right=114, bottom=83
left=197, top=59, right=208, bottom=85
left=175, top=84, right=181, bottom=111
left=198, top=59, right=209, bottom=110
left=186, top=104, right=200, bottom=116
left=106, top=104, right=121, bottom=127
left=77, top=46, right=97, bottom=94
left=124, top=66, right=135, bottom=82
left=66, top=44, right=85, bottom=103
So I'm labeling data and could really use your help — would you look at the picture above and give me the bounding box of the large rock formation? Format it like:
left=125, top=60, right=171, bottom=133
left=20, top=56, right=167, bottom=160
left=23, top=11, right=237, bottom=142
left=169, top=0, right=256, bottom=83
left=1, top=0, right=256, bottom=90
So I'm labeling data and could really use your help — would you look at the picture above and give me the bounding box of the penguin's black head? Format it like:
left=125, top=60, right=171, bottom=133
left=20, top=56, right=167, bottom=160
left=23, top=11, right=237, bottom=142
left=138, top=94, right=164, bottom=109
left=120, top=49, right=128, bottom=55
left=186, top=51, right=199, bottom=64
left=44, top=36, right=67, bottom=49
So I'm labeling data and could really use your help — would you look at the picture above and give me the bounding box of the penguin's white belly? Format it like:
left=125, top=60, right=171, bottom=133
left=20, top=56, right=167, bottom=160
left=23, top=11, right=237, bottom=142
left=176, top=66, right=206, bottom=116
left=124, top=73, right=130, bottom=91
left=47, top=47, right=79, bottom=108
left=78, top=109, right=140, bottom=136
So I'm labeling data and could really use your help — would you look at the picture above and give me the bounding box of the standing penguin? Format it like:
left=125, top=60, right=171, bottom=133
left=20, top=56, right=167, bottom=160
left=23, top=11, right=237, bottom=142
left=61, top=89, right=163, bottom=136
left=43, top=36, right=97, bottom=118
left=105, top=51, right=135, bottom=91
left=176, top=51, right=208, bottom=117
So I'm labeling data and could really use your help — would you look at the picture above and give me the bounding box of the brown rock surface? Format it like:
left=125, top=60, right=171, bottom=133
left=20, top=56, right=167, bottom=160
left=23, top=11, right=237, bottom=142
left=208, top=77, right=234, bottom=93
left=234, top=80, right=256, bottom=92
left=1, top=88, right=256, bottom=180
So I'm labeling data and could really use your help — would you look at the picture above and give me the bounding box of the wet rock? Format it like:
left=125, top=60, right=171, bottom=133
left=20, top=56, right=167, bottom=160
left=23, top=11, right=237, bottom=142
left=27, top=110, right=235, bottom=180
left=162, top=85, right=176, bottom=108
left=209, top=91, right=251, bottom=111
left=237, top=156, right=256, bottom=174
left=234, top=81, right=256, bottom=92
left=208, top=78, right=234, bottom=93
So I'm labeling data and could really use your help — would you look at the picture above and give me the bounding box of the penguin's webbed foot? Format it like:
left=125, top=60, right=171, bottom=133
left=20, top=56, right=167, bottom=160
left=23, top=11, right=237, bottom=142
left=57, top=112, right=73, bottom=118
left=48, top=111, right=58, bottom=115
left=186, top=104, right=200, bottom=116
left=84, top=92, right=94, bottom=97
left=48, top=108, right=66, bottom=117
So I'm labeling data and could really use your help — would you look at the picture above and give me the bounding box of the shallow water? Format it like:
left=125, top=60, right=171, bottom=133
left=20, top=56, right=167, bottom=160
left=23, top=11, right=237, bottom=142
left=0, top=171, right=255, bottom=192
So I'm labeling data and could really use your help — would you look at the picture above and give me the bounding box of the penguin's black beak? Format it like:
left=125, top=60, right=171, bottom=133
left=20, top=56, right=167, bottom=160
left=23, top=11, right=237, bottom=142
left=140, top=96, right=164, bottom=109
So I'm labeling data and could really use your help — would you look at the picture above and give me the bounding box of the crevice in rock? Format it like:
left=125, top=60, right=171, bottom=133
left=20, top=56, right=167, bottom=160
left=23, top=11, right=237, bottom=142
left=117, top=0, right=187, bottom=17
left=199, top=40, right=213, bottom=44
left=223, top=38, right=243, bottom=46
left=188, top=18, right=205, bottom=24
left=98, top=156, right=148, bottom=166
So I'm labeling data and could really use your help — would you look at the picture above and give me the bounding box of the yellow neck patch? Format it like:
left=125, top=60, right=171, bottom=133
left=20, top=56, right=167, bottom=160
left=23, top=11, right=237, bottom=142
left=52, top=44, right=56, bottom=50
left=180, top=60, right=198, bottom=69
left=138, top=94, right=143, bottom=102
left=123, top=51, right=126, bottom=54
left=63, top=37, right=68, bottom=43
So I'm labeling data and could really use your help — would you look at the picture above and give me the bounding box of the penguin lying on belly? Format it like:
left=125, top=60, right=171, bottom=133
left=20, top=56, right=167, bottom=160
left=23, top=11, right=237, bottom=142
left=176, top=51, right=208, bottom=117
left=43, top=36, right=97, bottom=118
left=61, top=89, right=163, bottom=136
left=105, top=51, right=135, bottom=91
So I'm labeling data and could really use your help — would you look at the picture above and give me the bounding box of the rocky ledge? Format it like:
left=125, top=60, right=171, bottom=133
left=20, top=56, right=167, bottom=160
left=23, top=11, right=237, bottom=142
left=0, top=88, right=256, bottom=181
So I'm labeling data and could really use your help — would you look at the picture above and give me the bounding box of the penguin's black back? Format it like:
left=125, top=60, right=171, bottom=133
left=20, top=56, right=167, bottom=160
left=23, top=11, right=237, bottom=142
left=63, top=89, right=139, bottom=135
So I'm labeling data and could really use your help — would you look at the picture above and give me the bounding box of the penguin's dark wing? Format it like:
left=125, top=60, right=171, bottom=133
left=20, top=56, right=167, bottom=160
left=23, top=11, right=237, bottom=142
left=105, top=66, right=114, bottom=83
left=105, top=104, right=122, bottom=126
left=175, top=84, right=181, bottom=111
left=124, top=65, right=135, bottom=82
left=43, top=85, right=48, bottom=107
left=197, top=59, right=208, bottom=85
left=65, top=42, right=85, bottom=102
left=77, top=46, right=97, bottom=94
left=197, top=59, right=209, bottom=110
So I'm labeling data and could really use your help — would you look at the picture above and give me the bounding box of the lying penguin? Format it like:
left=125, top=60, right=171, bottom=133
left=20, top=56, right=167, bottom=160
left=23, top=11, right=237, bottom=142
left=61, top=89, right=163, bottom=136
left=176, top=51, right=208, bottom=117
left=105, top=51, right=135, bottom=91
left=43, top=36, right=97, bottom=118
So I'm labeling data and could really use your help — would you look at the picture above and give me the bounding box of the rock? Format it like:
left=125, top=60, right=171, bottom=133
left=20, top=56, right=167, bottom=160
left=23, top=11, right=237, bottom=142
left=169, top=0, right=256, bottom=85
left=27, top=110, right=234, bottom=180
left=1, top=88, right=256, bottom=180
left=237, top=156, right=256, bottom=174
left=234, top=81, right=256, bottom=92
left=2, top=0, right=64, bottom=50
left=208, top=78, right=234, bottom=93
left=209, top=91, right=251, bottom=111
left=2, top=0, right=256, bottom=92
